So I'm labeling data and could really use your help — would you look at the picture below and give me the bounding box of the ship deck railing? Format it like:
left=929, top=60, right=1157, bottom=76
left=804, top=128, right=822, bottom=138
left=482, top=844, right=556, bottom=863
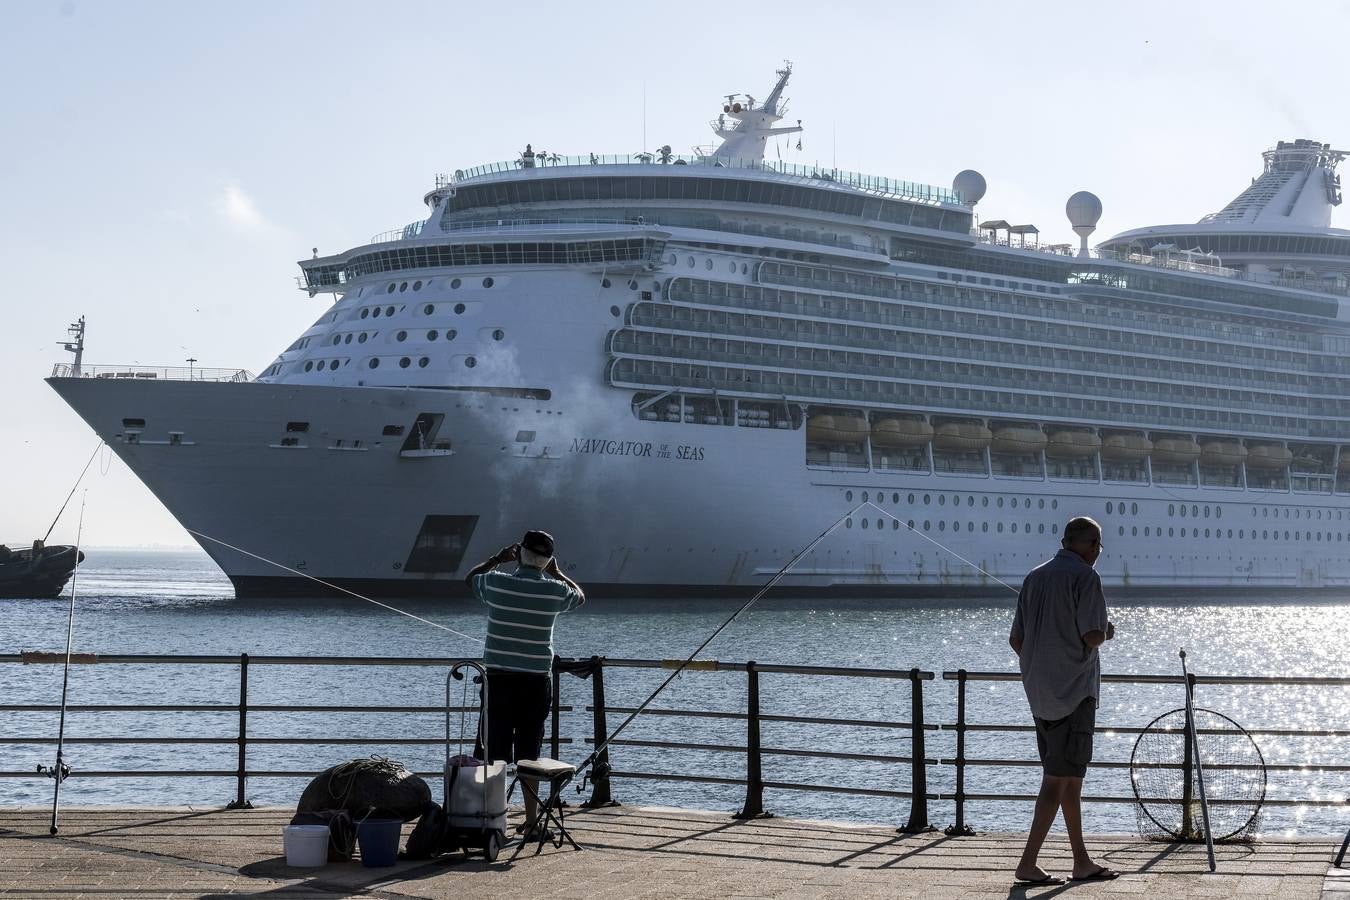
left=449, top=154, right=960, bottom=207
left=49, top=364, right=254, bottom=383
left=2, top=652, right=1347, bottom=834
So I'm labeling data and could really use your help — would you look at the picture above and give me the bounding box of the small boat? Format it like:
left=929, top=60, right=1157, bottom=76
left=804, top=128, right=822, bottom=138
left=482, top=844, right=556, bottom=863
left=806, top=414, right=869, bottom=444
left=932, top=422, right=992, bottom=451
left=1101, top=434, right=1152, bottom=461
left=990, top=427, right=1047, bottom=455
left=1152, top=437, right=1202, bottom=465
left=1247, top=443, right=1293, bottom=469
left=870, top=417, right=933, bottom=448
left=1045, top=430, right=1101, bottom=458
left=1199, top=441, right=1247, bottom=467
left=0, top=542, right=85, bottom=599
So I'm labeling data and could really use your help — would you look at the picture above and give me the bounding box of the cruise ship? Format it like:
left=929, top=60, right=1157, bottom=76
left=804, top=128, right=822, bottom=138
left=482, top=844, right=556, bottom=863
left=47, top=67, right=1350, bottom=596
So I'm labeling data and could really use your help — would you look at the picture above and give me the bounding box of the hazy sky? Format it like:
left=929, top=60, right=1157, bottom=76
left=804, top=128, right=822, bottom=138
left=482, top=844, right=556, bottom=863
left=4, top=0, right=1348, bottom=548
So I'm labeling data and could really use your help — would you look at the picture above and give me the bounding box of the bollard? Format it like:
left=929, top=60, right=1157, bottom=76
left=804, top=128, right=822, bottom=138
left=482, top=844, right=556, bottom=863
left=899, top=668, right=931, bottom=833
left=582, top=656, right=618, bottom=808
left=734, top=661, right=769, bottom=819
left=226, top=653, right=253, bottom=810
left=945, top=669, right=975, bottom=836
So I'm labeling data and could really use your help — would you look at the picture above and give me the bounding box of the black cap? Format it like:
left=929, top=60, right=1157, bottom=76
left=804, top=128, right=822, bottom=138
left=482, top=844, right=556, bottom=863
left=521, top=530, right=555, bottom=557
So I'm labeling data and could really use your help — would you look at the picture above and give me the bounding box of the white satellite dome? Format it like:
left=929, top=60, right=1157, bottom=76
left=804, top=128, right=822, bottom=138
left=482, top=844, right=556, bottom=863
left=953, top=170, right=987, bottom=206
left=1066, top=191, right=1103, bottom=229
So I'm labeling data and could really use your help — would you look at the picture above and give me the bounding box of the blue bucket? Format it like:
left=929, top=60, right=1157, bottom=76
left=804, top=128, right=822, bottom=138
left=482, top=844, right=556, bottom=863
left=356, top=818, right=402, bottom=867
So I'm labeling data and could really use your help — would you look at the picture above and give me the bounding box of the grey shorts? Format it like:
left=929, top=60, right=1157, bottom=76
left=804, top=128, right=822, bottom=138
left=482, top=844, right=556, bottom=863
left=1033, top=697, right=1096, bottom=778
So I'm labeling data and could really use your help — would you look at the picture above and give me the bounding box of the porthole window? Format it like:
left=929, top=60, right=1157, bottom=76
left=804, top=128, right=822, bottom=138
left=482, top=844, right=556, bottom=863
left=687, top=256, right=695, bottom=268
left=982, top=496, right=989, bottom=507
left=1051, top=499, right=1058, bottom=510
left=1051, top=523, right=1059, bottom=534
left=997, top=523, right=1004, bottom=533
left=1169, top=527, right=1174, bottom=537
left=399, top=357, right=411, bottom=368
left=455, top=303, right=466, bottom=314
left=1131, top=502, right=1138, bottom=515
left=982, top=522, right=989, bottom=532
left=845, top=491, right=853, bottom=502
left=729, top=261, right=737, bottom=273
left=1106, top=501, right=1114, bottom=515
left=1039, top=523, right=1045, bottom=534
left=1239, top=529, right=1244, bottom=539
left=358, top=333, right=367, bottom=343
left=386, top=283, right=396, bottom=294
left=1192, top=505, right=1198, bottom=517
left=1118, top=526, right=1125, bottom=537
left=924, top=520, right=931, bottom=531
left=372, top=307, right=382, bottom=318
left=447, top=329, right=457, bottom=340
left=1010, top=523, right=1017, bottom=533
left=628, top=279, right=639, bottom=290
left=1180, top=505, right=1187, bottom=518
left=427, top=330, right=438, bottom=341
left=1204, top=506, right=1210, bottom=518
left=846, top=518, right=853, bottom=529
left=465, top=356, right=477, bottom=368
left=601, top=278, right=612, bottom=288
left=741, top=263, right=749, bottom=274
left=1215, top=507, right=1222, bottom=519
left=968, top=522, right=975, bottom=532
left=316, top=360, right=326, bottom=371
left=413, top=281, right=423, bottom=291
left=967, top=496, right=975, bottom=507
left=304, top=361, right=313, bottom=371
left=493, top=329, right=505, bottom=341
left=924, top=494, right=931, bottom=504
left=908, top=520, right=916, bottom=530
left=482, top=277, right=494, bottom=288
left=344, top=334, right=352, bottom=344
left=450, top=278, right=461, bottom=289
left=939, top=495, right=946, bottom=506
left=331, top=335, right=341, bottom=345
left=893, top=493, right=899, bottom=504
left=1038, top=499, right=1045, bottom=509
left=1204, top=528, right=1210, bottom=538
left=368, top=358, right=379, bottom=369
left=863, top=519, right=870, bottom=530
left=418, top=356, right=429, bottom=368
left=938, top=521, right=946, bottom=532
left=399, top=281, right=408, bottom=292
left=1169, top=504, right=1175, bottom=516
left=862, top=491, right=869, bottom=502
left=908, top=493, right=915, bottom=504
left=893, top=520, right=900, bottom=530
left=396, top=331, right=407, bottom=342
left=360, top=308, right=370, bottom=319
left=705, top=259, right=713, bottom=270
left=997, top=497, right=1004, bottom=508
left=666, top=253, right=677, bottom=265
left=1131, top=526, right=1138, bottom=536
left=385, top=305, right=395, bottom=316
left=424, top=304, right=434, bottom=315
left=611, top=305, right=622, bottom=317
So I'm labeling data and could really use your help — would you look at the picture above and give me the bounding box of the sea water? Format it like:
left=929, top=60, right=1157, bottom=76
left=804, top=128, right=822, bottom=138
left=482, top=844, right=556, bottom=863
left=1, top=549, right=1346, bottom=836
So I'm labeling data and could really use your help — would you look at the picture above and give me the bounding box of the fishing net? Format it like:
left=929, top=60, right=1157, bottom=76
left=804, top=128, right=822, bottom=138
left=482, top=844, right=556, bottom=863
left=1130, top=707, right=1266, bottom=842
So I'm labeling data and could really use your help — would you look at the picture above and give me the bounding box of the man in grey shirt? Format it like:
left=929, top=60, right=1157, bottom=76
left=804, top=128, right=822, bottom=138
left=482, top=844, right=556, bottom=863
left=1008, top=516, right=1119, bottom=884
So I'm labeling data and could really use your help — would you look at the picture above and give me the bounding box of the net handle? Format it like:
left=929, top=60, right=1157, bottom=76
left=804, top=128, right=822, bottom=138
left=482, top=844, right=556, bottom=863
left=1180, top=649, right=1217, bottom=872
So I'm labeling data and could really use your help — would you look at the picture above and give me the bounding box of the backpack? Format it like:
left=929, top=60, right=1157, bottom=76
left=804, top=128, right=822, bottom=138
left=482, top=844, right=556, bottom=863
left=402, top=801, right=448, bottom=860
left=289, top=809, right=356, bottom=862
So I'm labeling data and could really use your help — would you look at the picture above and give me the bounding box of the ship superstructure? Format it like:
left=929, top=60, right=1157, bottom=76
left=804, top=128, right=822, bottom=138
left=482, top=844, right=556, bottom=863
left=47, top=69, right=1350, bottom=596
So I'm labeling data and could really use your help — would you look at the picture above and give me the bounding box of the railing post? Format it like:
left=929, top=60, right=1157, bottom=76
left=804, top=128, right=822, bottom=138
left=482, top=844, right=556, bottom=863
left=900, top=668, right=931, bottom=833
left=734, top=661, right=770, bottom=819
left=582, top=656, right=618, bottom=808
left=226, top=653, right=252, bottom=810
left=550, top=659, right=562, bottom=760
left=945, top=669, right=975, bottom=835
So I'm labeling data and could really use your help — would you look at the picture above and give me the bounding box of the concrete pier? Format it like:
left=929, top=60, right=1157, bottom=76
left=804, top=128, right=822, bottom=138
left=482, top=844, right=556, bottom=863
left=0, top=806, right=1344, bottom=898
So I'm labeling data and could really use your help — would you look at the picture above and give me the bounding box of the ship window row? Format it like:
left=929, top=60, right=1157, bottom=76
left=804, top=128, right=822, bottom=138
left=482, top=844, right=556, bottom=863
left=679, top=275, right=1314, bottom=369
left=440, top=176, right=972, bottom=234
left=843, top=490, right=1059, bottom=512
left=607, top=358, right=1315, bottom=435
left=628, top=302, right=1319, bottom=395
left=1115, top=524, right=1347, bottom=543
left=610, top=331, right=1326, bottom=418
left=631, top=392, right=801, bottom=429
left=845, top=517, right=1063, bottom=536
left=1249, top=504, right=1345, bottom=520
left=758, top=263, right=1316, bottom=355
left=892, top=241, right=1340, bottom=319
left=1108, top=233, right=1350, bottom=260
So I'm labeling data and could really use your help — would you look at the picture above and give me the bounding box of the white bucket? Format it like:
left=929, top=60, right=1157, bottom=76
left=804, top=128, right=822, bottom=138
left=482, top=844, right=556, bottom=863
left=283, top=824, right=330, bottom=867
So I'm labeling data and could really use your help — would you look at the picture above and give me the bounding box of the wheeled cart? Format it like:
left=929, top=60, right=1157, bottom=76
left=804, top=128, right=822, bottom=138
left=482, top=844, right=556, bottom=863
left=443, top=660, right=508, bottom=862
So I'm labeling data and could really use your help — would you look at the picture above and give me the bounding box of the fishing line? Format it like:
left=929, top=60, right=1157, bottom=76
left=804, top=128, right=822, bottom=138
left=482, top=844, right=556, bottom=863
left=859, top=500, right=1019, bottom=594
left=44, top=491, right=87, bottom=835
left=185, top=529, right=484, bottom=646
left=574, top=500, right=868, bottom=783
left=43, top=442, right=103, bottom=544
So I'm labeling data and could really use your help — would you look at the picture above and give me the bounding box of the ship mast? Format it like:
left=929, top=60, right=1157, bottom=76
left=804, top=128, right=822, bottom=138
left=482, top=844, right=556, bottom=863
left=707, top=62, right=804, bottom=164
left=61, top=317, right=85, bottom=377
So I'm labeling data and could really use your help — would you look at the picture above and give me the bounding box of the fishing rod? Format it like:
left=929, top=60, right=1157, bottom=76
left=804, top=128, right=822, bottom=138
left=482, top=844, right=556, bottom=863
left=186, top=529, right=484, bottom=646
left=42, top=442, right=103, bottom=544
left=38, top=492, right=87, bottom=835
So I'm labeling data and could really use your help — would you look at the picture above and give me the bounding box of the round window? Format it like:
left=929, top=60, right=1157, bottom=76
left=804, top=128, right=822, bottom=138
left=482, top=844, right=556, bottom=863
left=331, top=335, right=341, bottom=345
left=705, top=259, right=713, bottom=270
left=386, top=283, right=396, bottom=294
left=304, top=361, right=313, bottom=371
left=451, top=278, right=461, bottom=289
left=413, top=281, right=423, bottom=291
left=399, top=282, right=408, bottom=292
left=372, top=307, right=382, bottom=318
left=446, top=329, right=457, bottom=340
left=332, top=359, right=341, bottom=368
left=427, top=330, right=438, bottom=341
left=601, top=278, right=611, bottom=288
left=316, top=360, right=326, bottom=370
left=628, top=279, right=639, bottom=290
left=465, top=356, right=477, bottom=368
left=368, top=358, right=379, bottom=369
left=360, top=309, right=369, bottom=319
left=385, top=306, right=395, bottom=317
left=687, top=256, right=695, bottom=268
left=493, top=329, right=505, bottom=341
left=358, top=333, right=367, bottom=343
left=424, top=304, right=434, bottom=315
left=455, top=303, right=466, bottom=314
left=610, top=305, right=621, bottom=317
left=343, top=334, right=352, bottom=344
left=846, top=519, right=853, bottom=529
left=729, top=261, right=737, bottom=273
left=482, top=277, right=494, bottom=288
left=396, top=331, right=407, bottom=342
left=418, top=357, right=429, bottom=368
left=741, top=263, right=749, bottom=274
left=399, top=357, right=411, bottom=368
left=845, top=491, right=853, bottom=502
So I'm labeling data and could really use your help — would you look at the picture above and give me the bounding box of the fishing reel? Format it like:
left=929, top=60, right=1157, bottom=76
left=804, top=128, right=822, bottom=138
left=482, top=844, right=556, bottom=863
left=36, top=760, right=70, bottom=784
left=574, top=753, right=610, bottom=795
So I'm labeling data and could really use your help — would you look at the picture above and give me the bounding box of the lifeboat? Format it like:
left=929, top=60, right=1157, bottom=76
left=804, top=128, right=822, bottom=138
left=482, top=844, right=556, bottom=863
left=1199, top=441, right=1247, bottom=467
left=991, top=427, right=1047, bottom=455
left=932, top=422, right=992, bottom=451
left=1247, top=443, right=1293, bottom=469
left=1045, top=430, right=1101, bottom=458
left=806, top=415, right=869, bottom=444
left=1291, top=454, right=1326, bottom=473
left=870, top=417, right=933, bottom=448
left=1101, top=434, right=1152, bottom=461
left=1151, top=437, right=1201, bottom=465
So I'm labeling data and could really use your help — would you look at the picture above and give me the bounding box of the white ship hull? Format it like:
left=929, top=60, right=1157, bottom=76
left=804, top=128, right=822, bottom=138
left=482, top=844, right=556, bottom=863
left=47, top=376, right=1350, bottom=596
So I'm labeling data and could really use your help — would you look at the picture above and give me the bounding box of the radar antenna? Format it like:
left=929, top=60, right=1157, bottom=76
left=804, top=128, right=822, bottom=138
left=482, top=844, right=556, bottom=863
left=60, top=317, right=85, bottom=377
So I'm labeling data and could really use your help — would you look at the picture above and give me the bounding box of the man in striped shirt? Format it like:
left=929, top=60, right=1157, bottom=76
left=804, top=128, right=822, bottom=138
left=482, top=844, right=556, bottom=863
left=465, top=529, right=584, bottom=838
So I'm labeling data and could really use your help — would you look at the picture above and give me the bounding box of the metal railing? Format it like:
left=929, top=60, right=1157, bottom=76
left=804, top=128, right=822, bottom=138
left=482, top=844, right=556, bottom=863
left=48, top=365, right=255, bottom=383
left=4, top=653, right=1345, bottom=835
